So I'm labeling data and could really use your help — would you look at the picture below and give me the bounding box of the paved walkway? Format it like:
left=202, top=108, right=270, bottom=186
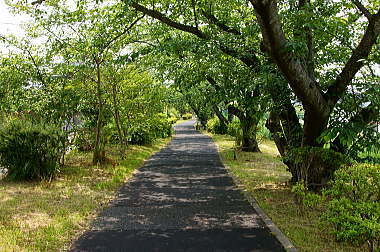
left=71, top=120, right=284, bottom=251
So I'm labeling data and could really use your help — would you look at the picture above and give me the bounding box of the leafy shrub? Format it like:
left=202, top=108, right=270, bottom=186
left=206, top=116, right=227, bottom=134
left=0, top=119, right=65, bottom=181
left=168, top=116, right=178, bottom=125
left=152, top=115, right=173, bottom=138
left=284, top=147, right=349, bottom=185
left=129, top=124, right=154, bottom=145
left=322, top=163, right=380, bottom=251
left=129, top=114, right=173, bottom=145
left=227, top=118, right=243, bottom=145
left=168, top=107, right=180, bottom=119
left=257, top=119, right=272, bottom=140
left=181, top=113, right=193, bottom=120
left=73, top=128, right=94, bottom=151
left=195, top=121, right=203, bottom=131
left=291, top=182, right=323, bottom=216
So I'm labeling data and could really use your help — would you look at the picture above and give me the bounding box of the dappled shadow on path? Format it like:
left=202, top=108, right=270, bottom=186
left=73, top=228, right=280, bottom=252
left=71, top=120, right=284, bottom=251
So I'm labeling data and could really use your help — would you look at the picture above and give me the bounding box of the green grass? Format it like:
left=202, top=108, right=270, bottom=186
left=0, top=138, right=170, bottom=251
left=209, top=133, right=365, bottom=252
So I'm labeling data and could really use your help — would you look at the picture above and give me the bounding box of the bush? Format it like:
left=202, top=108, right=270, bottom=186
left=168, top=107, right=180, bottom=119
left=227, top=118, right=243, bottom=145
left=129, top=114, right=173, bottom=145
left=73, top=128, right=94, bottom=151
left=152, top=115, right=173, bottom=138
left=206, top=116, right=227, bottom=134
left=323, top=163, right=380, bottom=251
left=291, top=182, right=323, bottom=215
left=284, top=147, right=349, bottom=185
left=0, top=119, right=65, bottom=181
left=168, top=116, right=178, bottom=125
left=181, top=113, right=193, bottom=120
left=257, top=119, right=272, bottom=140
left=129, top=124, right=154, bottom=145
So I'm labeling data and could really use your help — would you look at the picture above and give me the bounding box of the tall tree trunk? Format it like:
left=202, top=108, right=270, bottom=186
left=302, top=110, right=329, bottom=147
left=189, top=104, right=207, bottom=129
left=251, top=0, right=380, bottom=187
left=266, top=78, right=303, bottom=182
left=227, top=106, right=234, bottom=122
left=240, top=116, right=261, bottom=152
left=228, top=105, right=261, bottom=152
left=266, top=110, right=302, bottom=182
left=93, top=61, right=105, bottom=165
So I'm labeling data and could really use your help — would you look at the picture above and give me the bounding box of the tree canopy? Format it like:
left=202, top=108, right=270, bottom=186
left=1, top=0, right=379, bottom=185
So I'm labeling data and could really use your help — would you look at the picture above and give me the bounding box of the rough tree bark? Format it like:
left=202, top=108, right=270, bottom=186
left=250, top=0, right=380, bottom=185
left=130, top=0, right=380, bottom=185
left=265, top=80, right=303, bottom=181
left=228, top=105, right=261, bottom=152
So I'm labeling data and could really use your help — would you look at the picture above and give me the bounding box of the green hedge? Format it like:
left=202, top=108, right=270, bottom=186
left=129, top=115, right=173, bottom=145
left=323, top=163, right=380, bottom=249
left=0, top=119, right=65, bottom=181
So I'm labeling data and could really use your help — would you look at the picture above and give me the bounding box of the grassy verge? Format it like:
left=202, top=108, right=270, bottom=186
left=209, top=133, right=364, bottom=252
left=0, top=138, right=170, bottom=251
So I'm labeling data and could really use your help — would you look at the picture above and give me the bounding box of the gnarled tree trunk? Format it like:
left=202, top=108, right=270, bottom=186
left=228, top=105, right=261, bottom=152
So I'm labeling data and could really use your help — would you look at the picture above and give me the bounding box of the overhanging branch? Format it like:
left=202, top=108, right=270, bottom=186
left=351, top=0, right=373, bottom=20
left=250, top=0, right=329, bottom=116
left=130, top=2, right=207, bottom=39
left=201, top=10, right=241, bottom=36
left=325, top=9, right=380, bottom=106
left=130, top=2, right=260, bottom=69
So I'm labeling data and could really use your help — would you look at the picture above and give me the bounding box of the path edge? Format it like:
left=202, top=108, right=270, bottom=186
left=225, top=165, right=297, bottom=252
left=207, top=135, right=298, bottom=252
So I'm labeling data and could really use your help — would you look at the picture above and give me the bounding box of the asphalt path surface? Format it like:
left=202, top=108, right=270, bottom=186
left=71, top=120, right=284, bottom=252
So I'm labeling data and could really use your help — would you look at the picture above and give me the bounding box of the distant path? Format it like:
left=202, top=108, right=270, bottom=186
left=71, top=120, right=284, bottom=251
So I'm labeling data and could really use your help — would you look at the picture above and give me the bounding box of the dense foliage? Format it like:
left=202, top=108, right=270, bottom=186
left=323, top=164, right=380, bottom=250
left=0, top=118, right=64, bottom=181
left=0, top=0, right=379, bottom=247
left=206, top=116, right=227, bottom=135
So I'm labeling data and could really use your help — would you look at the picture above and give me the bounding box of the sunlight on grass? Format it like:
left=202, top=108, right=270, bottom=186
left=0, top=138, right=170, bottom=251
left=209, top=133, right=364, bottom=252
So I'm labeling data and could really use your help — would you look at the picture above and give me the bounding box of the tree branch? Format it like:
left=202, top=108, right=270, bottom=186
left=191, top=0, right=198, bottom=28
left=298, top=0, right=315, bottom=81
left=130, top=2, right=260, bottom=69
left=0, top=35, right=46, bottom=85
left=218, top=44, right=260, bottom=69
left=325, top=9, right=380, bottom=106
left=201, top=10, right=241, bottom=36
left=212, top=104, right=229, bottom=125
left=228, top=104, right=245, bottom=120
left=26, top=49, right=46, bottom=86
left=332, top=103, right=380, bottom=153
left=101, top=14, right=145, bottom=52
left=250, top=0, right=329, bottom=116
left=351, top=0, right=373, bottom=20
left=31, top=0, right=46, bottom=5
left=205, top=75, right=221, bottom=91
left=130, top=2, right=207, bottom=39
